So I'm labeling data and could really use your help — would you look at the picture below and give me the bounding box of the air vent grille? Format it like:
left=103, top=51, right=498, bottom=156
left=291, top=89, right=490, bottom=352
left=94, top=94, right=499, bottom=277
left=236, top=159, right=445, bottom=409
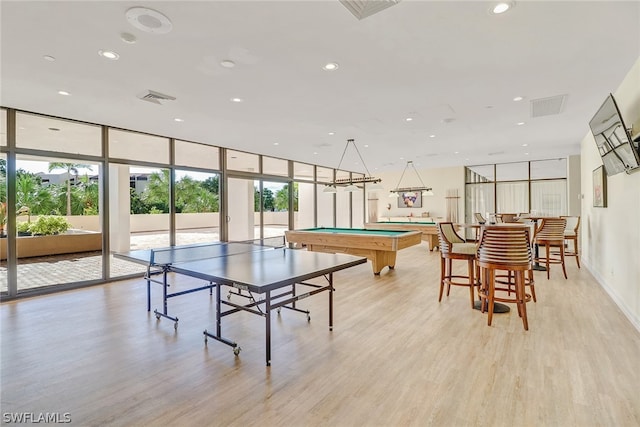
left=339, top=0, right=401, bottom=20
left=137, top=90, right=176, bottom=105
left=530, top=94, right=568, bottom=118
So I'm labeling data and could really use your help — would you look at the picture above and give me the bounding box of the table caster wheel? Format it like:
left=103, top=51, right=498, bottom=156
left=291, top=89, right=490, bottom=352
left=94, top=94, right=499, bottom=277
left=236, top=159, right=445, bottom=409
left=277, top=308, right=281, bottom=314
left=307, top=314, right=311, bottom=322
left=233, top=346, right=241, bottom=356
left=174, top=322, right=178, bottom=330
left=155, top=313, right=160, bottom=320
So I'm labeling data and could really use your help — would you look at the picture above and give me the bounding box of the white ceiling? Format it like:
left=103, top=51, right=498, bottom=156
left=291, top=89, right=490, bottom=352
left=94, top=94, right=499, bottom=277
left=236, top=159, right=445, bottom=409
left=1, top=1, right=639, bottom=174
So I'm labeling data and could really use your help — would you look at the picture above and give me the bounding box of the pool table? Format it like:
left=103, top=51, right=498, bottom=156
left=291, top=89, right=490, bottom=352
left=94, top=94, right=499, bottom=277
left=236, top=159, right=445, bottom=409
left=364, top=221, right=440, bottom=251
left=284, top=227, right=422, bottom=275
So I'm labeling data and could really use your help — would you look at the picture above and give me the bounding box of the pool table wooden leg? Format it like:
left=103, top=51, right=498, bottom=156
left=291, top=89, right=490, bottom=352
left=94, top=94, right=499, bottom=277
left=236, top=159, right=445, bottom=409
left=371, top=251, right=397, bottom=275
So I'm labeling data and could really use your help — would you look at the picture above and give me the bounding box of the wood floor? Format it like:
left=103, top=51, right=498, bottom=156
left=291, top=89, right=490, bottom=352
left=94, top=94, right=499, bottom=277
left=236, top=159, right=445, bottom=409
left=1, top=243, right=639, bottom=427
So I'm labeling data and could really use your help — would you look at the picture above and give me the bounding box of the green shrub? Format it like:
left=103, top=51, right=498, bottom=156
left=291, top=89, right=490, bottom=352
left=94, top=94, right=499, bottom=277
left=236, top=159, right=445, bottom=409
left=17, top=221, right=31, bottom=234
left=28, top=216, right=71, bottom=236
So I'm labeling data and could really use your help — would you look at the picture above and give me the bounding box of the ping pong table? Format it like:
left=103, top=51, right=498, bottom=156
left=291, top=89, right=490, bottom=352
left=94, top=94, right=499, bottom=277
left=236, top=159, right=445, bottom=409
left=115, top=238, right=367, bottom=366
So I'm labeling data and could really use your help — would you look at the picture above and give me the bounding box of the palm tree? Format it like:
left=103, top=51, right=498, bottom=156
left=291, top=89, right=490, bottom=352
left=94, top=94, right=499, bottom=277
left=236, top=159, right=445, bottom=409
left=48, top=162, right=91, bottom=215
left=16, top=172, right=54, bottom=215
left=144, top=169, right=170, bottom=213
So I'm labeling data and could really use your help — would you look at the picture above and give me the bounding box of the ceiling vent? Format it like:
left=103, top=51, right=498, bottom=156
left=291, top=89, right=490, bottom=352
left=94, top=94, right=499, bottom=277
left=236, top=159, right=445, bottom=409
left=339, top=0, right=402, bottom=20
left=137, top=90, right=176, bottom=105
left=530, top=94, right=568, bottom=118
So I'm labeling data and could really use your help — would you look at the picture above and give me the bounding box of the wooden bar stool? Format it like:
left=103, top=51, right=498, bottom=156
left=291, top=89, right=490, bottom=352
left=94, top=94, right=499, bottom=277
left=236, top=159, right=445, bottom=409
left=436, top=222, right=479, bottom=309
left=561, top=215, right=581, bottom=268
left=533, top=217, right=568, bottom=279
left=476, top=225, right=533, bottom=330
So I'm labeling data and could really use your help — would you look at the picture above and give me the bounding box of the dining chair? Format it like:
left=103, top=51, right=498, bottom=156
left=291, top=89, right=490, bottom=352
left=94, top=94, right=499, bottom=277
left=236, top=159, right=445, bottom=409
left=533, top=217, right=567, bottom=279
left=560, top=215, right=580, bottom=268
left=436, top=222, right=479, bottom=309
left=476, top=225, right=533, bottom=330
left=500, top=213, right=518, bottom=223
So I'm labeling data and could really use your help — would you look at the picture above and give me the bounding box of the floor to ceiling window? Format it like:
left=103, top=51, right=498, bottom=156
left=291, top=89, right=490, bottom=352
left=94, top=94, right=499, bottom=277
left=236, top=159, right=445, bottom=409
left=174, top=139, right=220, bottom=246
left=0, top=109, right=6, bottom=293
left=335, top=169, right=351, bottom=228
left=465, top=159, right=568, bottom=235
left=316, top=166, right=334, bottom=228
left=496, top=162, right=529, bottom=217
left=108, top=129, right=170, bottom=277
left=530, top=159, right=567, bottom=216
left=0, top=107, right=364, bottom=296
left=294, top=162, right=315, bottom=230
left=11, top=112, right=104, bottom=291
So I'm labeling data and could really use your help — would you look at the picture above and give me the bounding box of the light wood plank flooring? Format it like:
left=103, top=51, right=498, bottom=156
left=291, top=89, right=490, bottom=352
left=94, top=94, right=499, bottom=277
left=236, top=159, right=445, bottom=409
left=1, top=243, right=639, bottom=426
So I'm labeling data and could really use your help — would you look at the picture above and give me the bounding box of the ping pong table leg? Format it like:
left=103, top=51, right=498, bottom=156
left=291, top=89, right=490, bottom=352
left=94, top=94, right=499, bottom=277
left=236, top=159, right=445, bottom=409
left=329, top=273, right=334, bottom=331
left=146, top=265, right=151, bottom=312
left=203, top=283, right=240, bottom=355
left=265, top=290, right=271, bottom=366
left=216, top=283, right=222, bottom=337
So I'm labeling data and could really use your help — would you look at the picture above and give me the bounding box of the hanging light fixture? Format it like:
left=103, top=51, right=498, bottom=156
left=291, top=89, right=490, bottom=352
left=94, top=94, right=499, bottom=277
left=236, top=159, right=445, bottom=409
left=389, top=160, right=433, bottom=197
left=324, top=138, right=382, bottom=193
left=323, top=185, right=338, bottom=193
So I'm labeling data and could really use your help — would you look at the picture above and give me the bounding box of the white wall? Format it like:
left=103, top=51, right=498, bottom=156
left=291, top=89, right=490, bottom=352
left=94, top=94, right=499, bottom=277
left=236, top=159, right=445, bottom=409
left=567, top=155, right=582, bottom=216
left=372, top=166, right=466, bottom=221
left=581, top=57, right=640, bottom=331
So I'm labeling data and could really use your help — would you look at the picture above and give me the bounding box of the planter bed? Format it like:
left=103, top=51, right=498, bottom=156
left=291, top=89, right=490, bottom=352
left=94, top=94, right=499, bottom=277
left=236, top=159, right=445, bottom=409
left=0, top=230, right=102, bottom=260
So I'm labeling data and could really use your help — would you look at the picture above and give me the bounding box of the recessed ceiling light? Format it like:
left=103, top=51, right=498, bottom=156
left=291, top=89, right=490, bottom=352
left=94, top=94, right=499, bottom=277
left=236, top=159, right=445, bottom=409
left=98, top=50, right=120, bottom=60
left=174, top=118, right=184, bottom=122
left=405, top=117, right=413, bottom=122
left=328, top=132, right=335, bottom=135
left=58, top=91, right=70, bottom=96
left=517, top=122, right=525, bottom=126
left=231, top=98, right=243, bottom=103
left=125, top=7, right=173, bottom=34
left=323, top=62, right=339, bottom=71
left=522, top=143, right=528, bottom=147
left=454, top=151, right=459, bottom=154
left=429, top=134, right=436, bottom=138
left=120, top=32, right=137, bottom=44
left=513, top=96, right=524, bottom=101
left=313, top=152, right=318, bottom=155
left=43, top=55, right=56, bottom=62
left=220, top=60, right=236, bottom=68
left=524, top=152, right=529, bottom=156
left=492, top=2, right=514, bottom=14
left=273, top=142, right=279, bottom=146
left=364, top=144, right=369, bottom=148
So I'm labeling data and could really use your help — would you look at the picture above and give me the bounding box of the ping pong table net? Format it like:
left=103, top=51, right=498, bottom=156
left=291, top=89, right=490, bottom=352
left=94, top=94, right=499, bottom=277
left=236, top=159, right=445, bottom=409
left=148, top=236, right=286, bottom=266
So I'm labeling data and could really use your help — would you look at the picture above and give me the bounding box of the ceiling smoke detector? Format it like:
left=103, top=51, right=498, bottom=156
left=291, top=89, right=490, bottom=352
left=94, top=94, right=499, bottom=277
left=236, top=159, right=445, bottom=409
left=126, top=7, right=173, bottom=34
left=137, top=90, right=176, bottom=105
left=339, top=0, right=402, bottom=20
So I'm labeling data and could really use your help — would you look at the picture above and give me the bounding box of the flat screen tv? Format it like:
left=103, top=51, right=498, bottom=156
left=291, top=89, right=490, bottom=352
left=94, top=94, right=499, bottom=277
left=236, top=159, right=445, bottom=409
left=589, top=93, right=640, bottom=176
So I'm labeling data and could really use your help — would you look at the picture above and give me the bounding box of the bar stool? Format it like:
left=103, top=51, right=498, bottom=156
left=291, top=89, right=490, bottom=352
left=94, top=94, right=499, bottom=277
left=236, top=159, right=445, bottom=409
left=436, top=222, right=479, bottom=309
left=560, top=215, right=581, bottom=268
left=476, top=225, right=533, bottom=330
left=533, top=217, right=567, bottom=279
